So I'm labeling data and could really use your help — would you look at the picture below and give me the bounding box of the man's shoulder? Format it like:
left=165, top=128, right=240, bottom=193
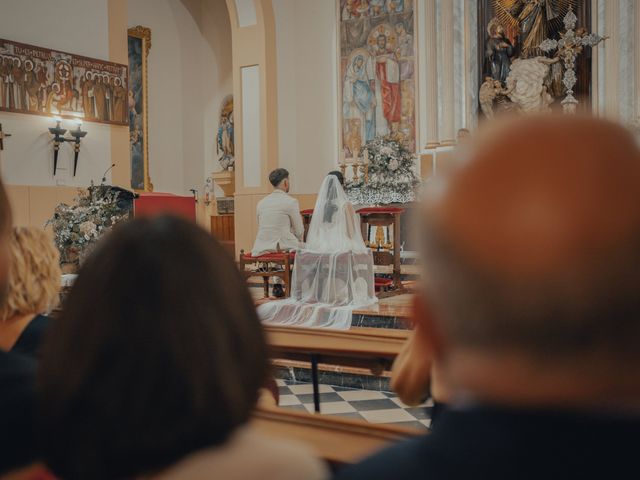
left=259, top=191, right=298, bottom=207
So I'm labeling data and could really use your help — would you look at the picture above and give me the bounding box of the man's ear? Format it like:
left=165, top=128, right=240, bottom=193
left=412, top=293, right=447, bottom=361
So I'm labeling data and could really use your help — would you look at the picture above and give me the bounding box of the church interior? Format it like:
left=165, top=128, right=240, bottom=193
left=1, top=0, right=640, bottom=478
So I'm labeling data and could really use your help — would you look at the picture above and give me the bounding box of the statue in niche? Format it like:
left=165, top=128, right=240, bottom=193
left=491, top=0, right=576, bottom=58
left=216, top=95, right=234, bottom=171
left=478, top=1, right=607, bottom=117
left=485, top=18, right=514, bottom=85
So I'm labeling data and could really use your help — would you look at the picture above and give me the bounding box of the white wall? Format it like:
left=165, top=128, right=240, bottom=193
left=273, top=0, right=338, bottom=195
left=0, top=0, right=113, bottom=186
left=128, top=0, right=232, bottom=195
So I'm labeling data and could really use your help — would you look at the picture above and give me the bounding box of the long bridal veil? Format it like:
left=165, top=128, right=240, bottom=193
left=258, top=175, right=377, bottom=329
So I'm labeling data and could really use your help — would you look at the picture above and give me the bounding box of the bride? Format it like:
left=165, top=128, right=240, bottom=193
left=258, top=172, right=377, bottom=329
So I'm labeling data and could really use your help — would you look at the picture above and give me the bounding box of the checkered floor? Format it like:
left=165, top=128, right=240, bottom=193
left=276, top=380, right=432, bottom=430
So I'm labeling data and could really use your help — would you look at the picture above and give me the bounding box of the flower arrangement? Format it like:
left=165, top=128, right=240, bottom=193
left=347, top=135, right=420, bottom=205
left=46, top=187, right=132, bottom=269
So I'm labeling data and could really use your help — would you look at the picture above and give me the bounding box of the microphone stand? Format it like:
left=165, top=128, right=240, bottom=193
left=101, top=163, right=116, bottom=185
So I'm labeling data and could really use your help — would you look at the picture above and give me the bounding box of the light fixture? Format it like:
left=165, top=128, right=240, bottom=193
left=0, top=123, right=12, bottom=151
left=68, top=121, right=88, bottom=176
left=48, top=118, right=67, bottom=175
left=48, top=118, right=88, bottom=176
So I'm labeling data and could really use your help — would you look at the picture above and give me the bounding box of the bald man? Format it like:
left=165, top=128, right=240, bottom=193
left=336, top=115, right=640, bottom=480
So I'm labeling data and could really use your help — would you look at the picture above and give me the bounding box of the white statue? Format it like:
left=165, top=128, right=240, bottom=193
left=503, top=56, right=558, bottom=114
left=479, top=76, right=504, bottom=119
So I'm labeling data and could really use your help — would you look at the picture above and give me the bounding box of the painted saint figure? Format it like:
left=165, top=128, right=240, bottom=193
left=81, top=72, right=95, bottom=119
left=112, top=77, right=126, bottom=123
left=370, top=33, right=400, bottom=136
left=343, top=53, right=375, bottom=154
left=395, top=22, right=414, bottom=81
left=93, top=76, right=107, bottom=121
left=24, top=59, right=40, bottom=112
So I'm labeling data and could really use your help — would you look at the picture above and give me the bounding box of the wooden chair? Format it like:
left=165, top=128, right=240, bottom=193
left=239, top=250, right=295, bottom=298
left=301, top=209, right=314, bottom=242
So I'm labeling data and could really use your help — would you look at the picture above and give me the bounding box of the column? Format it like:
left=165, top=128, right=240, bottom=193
left=603, top=0, right=619, bottom=119
left=107, top=0, right=131, bottom=188
left=424, top=0, right=439, bottom=148
left=439, top=0, right=456, bottom=145
left=636, top=0, right=640, bottom=121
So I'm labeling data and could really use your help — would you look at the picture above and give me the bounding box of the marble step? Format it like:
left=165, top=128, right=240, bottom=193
left=273, top=359, right=392, bottom=392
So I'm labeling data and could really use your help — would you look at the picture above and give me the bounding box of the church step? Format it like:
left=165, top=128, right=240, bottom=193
left=272, top=358, right=392, bottom=393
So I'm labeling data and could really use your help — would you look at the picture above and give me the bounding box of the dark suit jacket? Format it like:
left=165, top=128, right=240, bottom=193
left=0, top=350, right=37, bottom=474
left=335, top=405, right=640, bottom=479
left=11, top=314, right=50, bottom=359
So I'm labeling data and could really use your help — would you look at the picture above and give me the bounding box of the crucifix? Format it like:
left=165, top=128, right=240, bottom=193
left=0, top=123, right=11, bottom=151
left=539, top=7, right=607, bottom=114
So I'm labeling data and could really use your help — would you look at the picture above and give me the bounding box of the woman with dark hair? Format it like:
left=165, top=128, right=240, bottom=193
left=38, top=216, right=326, bottom=480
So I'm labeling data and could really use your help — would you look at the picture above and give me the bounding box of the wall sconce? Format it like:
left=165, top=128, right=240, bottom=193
left=48, top=118, right=87, bottom=176
left=203, top=177, right=213, bottom=207
left=69, top=121, right=88, bottom=176
left=0, top=123, right=12, bottom=151
left=48, top=119, right=67, bottom=176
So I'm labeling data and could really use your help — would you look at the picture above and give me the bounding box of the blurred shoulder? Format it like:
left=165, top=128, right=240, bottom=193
left=155, top=428, right=328, bottom=480
left=334, top=435, right=437, bottom=480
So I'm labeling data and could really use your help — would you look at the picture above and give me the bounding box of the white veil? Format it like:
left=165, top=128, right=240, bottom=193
left=258, top=175, right=377, bottom=329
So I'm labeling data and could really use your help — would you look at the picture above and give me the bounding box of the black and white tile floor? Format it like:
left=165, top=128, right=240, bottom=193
left=276, top=379, right=432, bottom=431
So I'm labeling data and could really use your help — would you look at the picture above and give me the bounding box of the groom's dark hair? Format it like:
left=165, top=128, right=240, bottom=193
left=328, top=170, right=344, bottom=186
left=269, top=168, right=289, bottom=187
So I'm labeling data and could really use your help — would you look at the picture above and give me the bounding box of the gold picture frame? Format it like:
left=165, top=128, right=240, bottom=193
left=127, top=25, right=153, bottom=191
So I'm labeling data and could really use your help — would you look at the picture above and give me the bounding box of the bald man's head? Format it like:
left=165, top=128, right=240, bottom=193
left=422, top=115, right=640, bottom=364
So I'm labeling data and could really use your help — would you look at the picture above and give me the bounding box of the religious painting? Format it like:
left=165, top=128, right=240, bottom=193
left=0, top=38, right=128, bottom=125
left=216, top=95, right=234, bottom=171
left=339, top=0, right=417, bottom=158
left=128, top=26, right=153, bottom=191
left=477, top=0, right=594, bottom=118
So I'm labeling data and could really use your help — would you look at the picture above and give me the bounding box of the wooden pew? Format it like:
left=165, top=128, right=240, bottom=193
left=252, top=404, right=421, bottom=466
left=265, top=326, right=409, bottom=412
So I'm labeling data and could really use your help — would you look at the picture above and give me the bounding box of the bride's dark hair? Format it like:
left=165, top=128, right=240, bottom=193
left=328, top=170, right=345, bottom=186
left=322, top=174, right=346, bottom=224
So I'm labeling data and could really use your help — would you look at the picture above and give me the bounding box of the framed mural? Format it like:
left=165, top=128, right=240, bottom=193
left=128, top=26, right=153, bottom=191
left=338, top=0, right=417, bottom=158
left=0, top=38, right=128, bottom=125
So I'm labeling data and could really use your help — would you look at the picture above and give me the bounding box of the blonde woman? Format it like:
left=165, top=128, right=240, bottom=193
left=0, top=227, right=61, bottom=358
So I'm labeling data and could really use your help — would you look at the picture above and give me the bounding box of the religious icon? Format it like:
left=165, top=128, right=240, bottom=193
left=0, top=38, right=128, bottom=125
left=128, top=26, right=153, bottom=192
left=216, top=95, right=234, bottom=171
left=478, top=1, right=600, bottom=117
left=339, top=0, right=416, bottom=158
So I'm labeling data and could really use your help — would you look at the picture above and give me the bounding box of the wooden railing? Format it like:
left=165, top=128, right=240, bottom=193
left=252, top=404, right=420, bottom=466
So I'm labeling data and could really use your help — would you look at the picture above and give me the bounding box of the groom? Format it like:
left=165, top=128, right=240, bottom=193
left=251, top=168, right=304, bottom=297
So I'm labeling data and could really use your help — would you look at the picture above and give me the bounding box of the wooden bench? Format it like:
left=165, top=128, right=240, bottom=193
left=265, top=325, right=409, bottom=412
left=252, top=404, right=421, bottom=466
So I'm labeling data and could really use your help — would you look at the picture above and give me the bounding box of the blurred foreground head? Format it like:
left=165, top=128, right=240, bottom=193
left=419, top=115, right=640, bottom=407
left=39, top=215, right=268, bottom=480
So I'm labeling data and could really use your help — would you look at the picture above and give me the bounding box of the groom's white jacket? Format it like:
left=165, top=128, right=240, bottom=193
left=251, top=189, right=304, bottom=256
